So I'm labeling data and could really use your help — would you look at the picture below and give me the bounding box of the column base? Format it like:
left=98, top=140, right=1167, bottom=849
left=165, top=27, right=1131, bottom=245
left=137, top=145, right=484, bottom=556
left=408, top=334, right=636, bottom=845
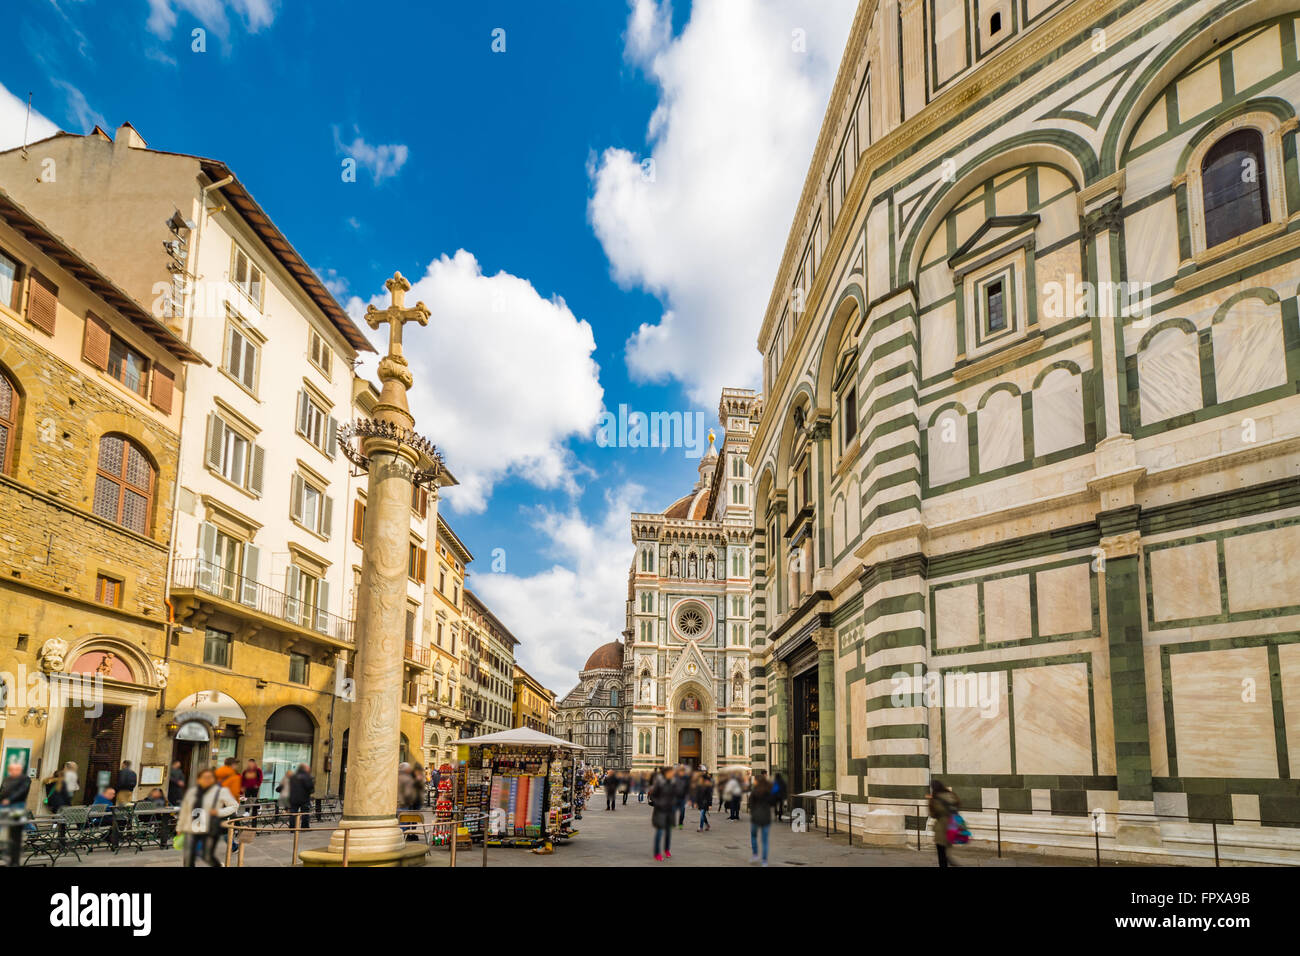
left=299, top=843, right=429, bottom=867
left=299, top=817, right=423, bottom=867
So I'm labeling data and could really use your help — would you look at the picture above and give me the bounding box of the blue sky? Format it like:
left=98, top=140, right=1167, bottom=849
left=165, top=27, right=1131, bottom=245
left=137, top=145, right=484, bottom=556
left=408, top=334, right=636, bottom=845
left=2, top=0, right=856, bottom=690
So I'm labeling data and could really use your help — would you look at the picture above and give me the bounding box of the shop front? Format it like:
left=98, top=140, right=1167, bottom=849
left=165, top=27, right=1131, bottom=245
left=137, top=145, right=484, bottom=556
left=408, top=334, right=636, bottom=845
left=259, top=705, right=316, bottom=799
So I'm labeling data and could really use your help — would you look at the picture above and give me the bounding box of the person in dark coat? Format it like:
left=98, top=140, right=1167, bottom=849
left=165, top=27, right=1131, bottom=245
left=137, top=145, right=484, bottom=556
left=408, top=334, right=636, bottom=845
left=670, top=764, right=690, bottom=829
left=748, top=772, right=774, bottom=865
left=604, top=770, right=619, bottom=811
left=0, top=760, right=31, bottom=810
left=167, top=761, right=186, bottom=806
left=114, top=761, right=137, bottom=805
left=288, top=763, right=315, bottom=828
left=772, top=771, right=788, bottom=822
left=929, top=779, right=960, bottom=868
left=649, top=767, right=676, bottom=861
left=695, top=774, right=714, bottom=832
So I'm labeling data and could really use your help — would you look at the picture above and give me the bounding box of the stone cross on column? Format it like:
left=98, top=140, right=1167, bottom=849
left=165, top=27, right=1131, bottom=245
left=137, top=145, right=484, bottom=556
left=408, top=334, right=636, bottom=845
left=364, top=272, right=429, bottom=418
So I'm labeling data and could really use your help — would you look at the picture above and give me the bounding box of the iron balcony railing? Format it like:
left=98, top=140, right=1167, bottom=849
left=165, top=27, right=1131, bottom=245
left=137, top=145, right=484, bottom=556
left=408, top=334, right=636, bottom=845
left=404, top=639, right=431, bottom=667
left=172, top=557, right=354, bottom=644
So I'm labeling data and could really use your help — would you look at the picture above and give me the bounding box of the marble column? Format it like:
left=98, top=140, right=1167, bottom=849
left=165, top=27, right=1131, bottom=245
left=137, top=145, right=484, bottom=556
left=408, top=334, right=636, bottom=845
left=303, top=273, right=432, bottom=867
left=814, top=628, right=838, bottom=791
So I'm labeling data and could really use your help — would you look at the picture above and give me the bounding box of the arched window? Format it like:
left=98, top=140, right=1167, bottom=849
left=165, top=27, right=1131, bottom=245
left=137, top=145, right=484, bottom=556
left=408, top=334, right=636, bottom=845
left=1202, top=129, right=1269, bottom=248
left=93, top=434, right=155, bottom=535
left=0, top=371, right=17, bottom=475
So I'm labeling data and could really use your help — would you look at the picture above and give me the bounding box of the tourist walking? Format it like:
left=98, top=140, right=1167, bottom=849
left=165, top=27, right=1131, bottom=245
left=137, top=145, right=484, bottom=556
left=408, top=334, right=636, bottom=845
left=44, top=762, right=78, bottom=812
left=288, top=763, right=315, bottom=828
left=724, top=773, right=742, bottom=820
left=929, top=779, right=964, bottom=867
left=649, top=767, right=675, bottom=861
left=215, top=757, right=242, bottom=802
left=696, top=773, right=713, bottom=832
left=179, top=767, right=238, bottom=867
left=604, top=770, right=619, bottom=811
left=671, top=764, right=690, bottom=829
left=748, top=771, right=774, bottom=865
left=240, top=759, right=263, bottom=801
left=619, top=771, right=630, bottom=805
left=772, top=771, right=788, bottom=822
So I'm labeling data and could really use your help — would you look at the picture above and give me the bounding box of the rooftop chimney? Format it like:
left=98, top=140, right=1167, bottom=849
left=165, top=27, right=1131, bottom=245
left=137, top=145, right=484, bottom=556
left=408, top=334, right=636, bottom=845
left=115, top=122, right=147, bottom=150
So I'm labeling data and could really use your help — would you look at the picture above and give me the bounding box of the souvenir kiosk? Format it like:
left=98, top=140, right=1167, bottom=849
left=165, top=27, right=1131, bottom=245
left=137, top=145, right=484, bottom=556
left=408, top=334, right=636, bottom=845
left=451, top=728, right=584, bottom=849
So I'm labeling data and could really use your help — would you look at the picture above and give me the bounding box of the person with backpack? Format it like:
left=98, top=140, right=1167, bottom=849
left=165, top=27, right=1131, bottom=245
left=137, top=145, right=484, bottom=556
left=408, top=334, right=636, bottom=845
left=114, top=761, right=137, bottom=805
left=928, top=779, right=967, bottom=867
left=772, top=771, right=788, bottom=822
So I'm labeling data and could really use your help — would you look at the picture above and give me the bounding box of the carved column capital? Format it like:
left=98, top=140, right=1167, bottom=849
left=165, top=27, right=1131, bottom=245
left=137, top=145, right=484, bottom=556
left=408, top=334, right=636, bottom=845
left=812, top=628, right=837, bottom=653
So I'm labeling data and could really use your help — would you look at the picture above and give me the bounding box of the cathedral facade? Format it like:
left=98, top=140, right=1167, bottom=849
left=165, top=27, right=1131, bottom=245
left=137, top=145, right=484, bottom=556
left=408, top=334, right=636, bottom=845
left=625, top=389, right=761, bottom=772
left=554, top=641, right=628, bottom=767
left=748, top=0, right=1300, bottom=860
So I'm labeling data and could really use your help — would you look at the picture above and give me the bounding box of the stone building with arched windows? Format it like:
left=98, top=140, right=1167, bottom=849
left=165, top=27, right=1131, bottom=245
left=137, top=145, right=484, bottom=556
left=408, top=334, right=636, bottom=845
left=0, top=188, right=200, bottom=802
left=748, top=0, right=1300, bottom=860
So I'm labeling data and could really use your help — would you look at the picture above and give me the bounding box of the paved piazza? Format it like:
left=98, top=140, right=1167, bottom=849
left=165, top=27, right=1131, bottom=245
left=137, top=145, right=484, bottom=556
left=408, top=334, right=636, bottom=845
left=38, top=799, right=1095, bottom=869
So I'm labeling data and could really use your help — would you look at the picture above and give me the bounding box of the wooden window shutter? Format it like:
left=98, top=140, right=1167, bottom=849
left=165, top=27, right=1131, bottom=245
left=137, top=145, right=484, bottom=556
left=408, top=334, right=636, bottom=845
left=418, top=547, right=428, bottom=584
left=290, top=473, right=305, bottom=523
left=249, top=444, right=266, bottom=495
left=82, top=312, right=111, bottom=369
left=27, top=272, right=58, bottom=335
left=321, top=495, right=334, bottom=539
left=352, top=500, right=365, bottom=545
left=205, top=414, right=225, bottom=471
left=150, top=365, right=175, bottom=414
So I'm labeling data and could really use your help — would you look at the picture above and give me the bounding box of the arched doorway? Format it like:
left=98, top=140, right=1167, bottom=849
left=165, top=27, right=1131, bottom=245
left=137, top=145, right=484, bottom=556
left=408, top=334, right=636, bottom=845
left=261, top=706, right=315, bottom=799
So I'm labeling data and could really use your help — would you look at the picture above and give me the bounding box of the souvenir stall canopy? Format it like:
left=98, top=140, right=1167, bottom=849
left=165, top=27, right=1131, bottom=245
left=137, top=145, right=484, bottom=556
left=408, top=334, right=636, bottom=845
left=451, top=728, right=585, bottom=848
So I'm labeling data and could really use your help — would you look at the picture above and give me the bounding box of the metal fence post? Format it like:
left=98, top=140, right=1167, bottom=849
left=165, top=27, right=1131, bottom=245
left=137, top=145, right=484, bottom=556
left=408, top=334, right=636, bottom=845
left=1093, top=811, right=1101, bottom=866
left=996, top=807, right=1002, bottom=858
left=342, top=826, right=350, bottom=867
left=830, top=797, right=836, bottom=839
left=916, top=804, right=922, bottom=852
left=291, top=818, right=300, bottom=867
left=847, top=802, right=852, bottom=847
left=1212, top=820, right=1220, bottom=867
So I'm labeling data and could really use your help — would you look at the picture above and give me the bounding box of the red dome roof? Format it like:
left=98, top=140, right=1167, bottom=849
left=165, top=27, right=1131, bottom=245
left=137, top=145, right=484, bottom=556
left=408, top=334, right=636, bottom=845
left=583, top=641, right=624, bottom=671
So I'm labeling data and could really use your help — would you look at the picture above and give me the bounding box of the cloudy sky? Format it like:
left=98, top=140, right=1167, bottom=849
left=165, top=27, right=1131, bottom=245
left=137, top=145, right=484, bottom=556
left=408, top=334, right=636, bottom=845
left=2, top=0, right=855, bottom=691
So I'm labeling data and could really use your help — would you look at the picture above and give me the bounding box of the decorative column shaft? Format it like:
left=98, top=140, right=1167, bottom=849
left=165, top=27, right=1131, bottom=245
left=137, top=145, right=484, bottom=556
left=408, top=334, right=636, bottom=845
left=814, top=628, right=838, bottom=791
left=304, top=272, right=440, bottom=867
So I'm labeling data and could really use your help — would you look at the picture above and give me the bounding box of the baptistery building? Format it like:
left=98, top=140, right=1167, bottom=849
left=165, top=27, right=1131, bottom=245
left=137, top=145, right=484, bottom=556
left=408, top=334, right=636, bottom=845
left=748, top=0, right=1300, bottom=861
left=625, top=389, right=762, bottom=772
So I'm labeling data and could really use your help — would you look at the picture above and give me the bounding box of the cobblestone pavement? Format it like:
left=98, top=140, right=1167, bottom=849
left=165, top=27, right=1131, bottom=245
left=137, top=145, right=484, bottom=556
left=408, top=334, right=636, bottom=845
left=33, top=797, right=1091, bottom=867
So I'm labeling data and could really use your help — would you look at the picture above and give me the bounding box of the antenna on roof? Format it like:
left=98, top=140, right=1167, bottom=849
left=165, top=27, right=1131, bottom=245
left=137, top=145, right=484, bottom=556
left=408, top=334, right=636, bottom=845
left=22, top=92, right=32, bottom=157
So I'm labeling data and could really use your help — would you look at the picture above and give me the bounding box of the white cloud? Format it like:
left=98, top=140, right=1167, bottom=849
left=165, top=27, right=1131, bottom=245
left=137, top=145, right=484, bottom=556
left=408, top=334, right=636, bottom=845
left=471, top=483, right=640, bottom=694
left=0, top=82, right=59, bottom=152
left=349, top=250, right=605, bottom=513
left=333, top=127, right=409, bottom=184
left=589, top=0, right=856, bottom=404
left=51, top=79, right=105, bottom=135
left=145, top=0, right=277, bottom=40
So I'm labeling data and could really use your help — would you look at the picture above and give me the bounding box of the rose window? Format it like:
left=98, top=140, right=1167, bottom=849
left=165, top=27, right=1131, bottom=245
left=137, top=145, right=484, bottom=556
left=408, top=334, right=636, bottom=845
left=677, top=608, right=705, bottom=637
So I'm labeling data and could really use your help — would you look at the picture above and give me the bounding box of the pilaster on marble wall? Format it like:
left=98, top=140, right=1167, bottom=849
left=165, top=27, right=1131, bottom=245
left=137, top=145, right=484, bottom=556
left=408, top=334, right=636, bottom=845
left=899, top=0, right=926, bottom=121
left=767, top=659, right=790, bottom=780
left=810, top=415, right=832, bottom=577
left=1079, top=174, right=1128, bottom=441
left=1096, top=497, right=1161, bottom=846
left=813, top=628, right=838, bottom=790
